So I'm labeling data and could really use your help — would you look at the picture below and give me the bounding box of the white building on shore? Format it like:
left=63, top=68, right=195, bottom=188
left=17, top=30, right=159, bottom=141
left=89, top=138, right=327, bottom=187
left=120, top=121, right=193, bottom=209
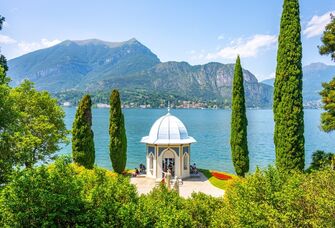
left=141, top=109, right=196, bottom=179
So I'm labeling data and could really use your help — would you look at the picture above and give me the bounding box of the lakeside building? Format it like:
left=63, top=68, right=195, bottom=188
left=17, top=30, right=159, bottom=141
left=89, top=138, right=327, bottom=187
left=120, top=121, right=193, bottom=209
left=63, top=102, right=71, bottom=107
left=141, top=109, right=196, bottom=179
left=96, top=103, right=111, bottom=108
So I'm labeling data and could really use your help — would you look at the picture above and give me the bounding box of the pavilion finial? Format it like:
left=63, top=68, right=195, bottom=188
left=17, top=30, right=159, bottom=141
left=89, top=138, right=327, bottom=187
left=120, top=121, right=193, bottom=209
left=167, top=101, right=171, bottom=113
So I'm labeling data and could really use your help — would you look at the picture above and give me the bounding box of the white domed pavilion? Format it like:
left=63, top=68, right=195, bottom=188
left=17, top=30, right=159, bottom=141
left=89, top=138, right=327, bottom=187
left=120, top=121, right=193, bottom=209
left=141, top=110, right=196, bottom=179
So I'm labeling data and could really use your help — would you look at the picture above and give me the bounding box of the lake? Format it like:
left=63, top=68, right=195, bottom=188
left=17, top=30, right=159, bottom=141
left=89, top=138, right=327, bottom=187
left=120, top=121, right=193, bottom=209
left=59, top=108, right=335, bottom=173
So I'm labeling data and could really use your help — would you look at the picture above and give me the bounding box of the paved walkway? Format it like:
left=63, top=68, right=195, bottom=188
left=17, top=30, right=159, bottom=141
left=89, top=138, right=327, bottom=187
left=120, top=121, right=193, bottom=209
left=130, top=172, right=225, bottom=198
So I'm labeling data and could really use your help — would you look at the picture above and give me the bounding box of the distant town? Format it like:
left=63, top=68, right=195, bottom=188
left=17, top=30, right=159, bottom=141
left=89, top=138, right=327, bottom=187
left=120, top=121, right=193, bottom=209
left=62, top=99, right=321, bottom=109
left=63, top=100, right=220, bottom=109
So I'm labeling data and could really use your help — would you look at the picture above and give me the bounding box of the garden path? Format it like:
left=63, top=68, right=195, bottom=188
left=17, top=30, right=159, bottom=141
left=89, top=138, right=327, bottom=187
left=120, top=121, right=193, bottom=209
left=130, top=172, right=225, bottom=198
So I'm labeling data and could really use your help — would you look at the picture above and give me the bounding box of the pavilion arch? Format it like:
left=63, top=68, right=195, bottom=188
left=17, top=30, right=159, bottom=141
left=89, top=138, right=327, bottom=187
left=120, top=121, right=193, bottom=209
left=161, top=148, right=178, bottom=159
left=158, top=148, right=180, bottom=178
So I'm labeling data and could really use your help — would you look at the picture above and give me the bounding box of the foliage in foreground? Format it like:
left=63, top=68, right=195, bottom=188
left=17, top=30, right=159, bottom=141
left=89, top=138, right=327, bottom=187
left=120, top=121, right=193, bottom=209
left=72, top=95, right=95, bottom=169
left=230, top=56, right=249, bottom=177
left=0, top=157, right=137, bottom=227
left=273, top=0, right=304, bottom=172
left=1, top=158, right=334, bottom=227
left=211, top=167, right=335, bottom=227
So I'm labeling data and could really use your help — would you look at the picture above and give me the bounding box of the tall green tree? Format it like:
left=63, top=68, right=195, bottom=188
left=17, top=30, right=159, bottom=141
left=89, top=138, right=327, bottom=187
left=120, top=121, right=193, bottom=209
left=109, top=90, right=127, bottom=174
left=0, top=66, right=17, bottom=183
left=273, top=0, right=304, bottom=172
left=230, top=56, right=249, bottom=177
left=319, top=15, right=335, bottom=132
left=0, top=15, right=8, bottom=73
left=72, top=95, right=95, bottom=169
left=9, top=80, right=68, bottom=168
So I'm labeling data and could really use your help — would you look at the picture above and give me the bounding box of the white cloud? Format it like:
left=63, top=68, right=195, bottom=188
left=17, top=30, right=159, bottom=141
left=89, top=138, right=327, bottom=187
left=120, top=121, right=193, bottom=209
left=3, top=21, right=9, bottom=28
left=217, top=34, right=224, bottom=40
left=206, top=34, right=277, bottom=60
left=0, top=34, right=17, bottom=44
left=303, top=11, right=334, bottom=38
left=17, top=38, right=61, bottom=54
left=41, top=38, right=61, bottom=47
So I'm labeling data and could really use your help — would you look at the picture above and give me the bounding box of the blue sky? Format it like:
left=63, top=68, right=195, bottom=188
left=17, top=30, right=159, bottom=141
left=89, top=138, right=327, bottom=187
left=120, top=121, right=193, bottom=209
left=0, top=0, right=334, bottom=81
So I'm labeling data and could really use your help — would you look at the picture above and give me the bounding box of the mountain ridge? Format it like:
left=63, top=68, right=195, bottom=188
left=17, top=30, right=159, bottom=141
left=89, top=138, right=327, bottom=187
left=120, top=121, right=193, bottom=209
left=262, top=62, right=335, bottom=104
left=7, top=38, right=272, bottom=107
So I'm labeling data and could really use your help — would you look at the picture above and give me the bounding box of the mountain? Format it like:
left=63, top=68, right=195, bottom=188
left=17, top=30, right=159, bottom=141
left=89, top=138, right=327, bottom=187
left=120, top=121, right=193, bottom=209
left=8, top=38, right=160, bottom=91
left=262, top=63, right=335, bottom=104
left=94, top=61, right=273, bottom=107
left=7, top=38, right=273, bottom=108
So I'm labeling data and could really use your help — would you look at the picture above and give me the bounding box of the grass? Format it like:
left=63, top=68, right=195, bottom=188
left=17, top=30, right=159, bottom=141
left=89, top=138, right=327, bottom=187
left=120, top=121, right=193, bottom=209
left=198, top=168, right=240, bottom=190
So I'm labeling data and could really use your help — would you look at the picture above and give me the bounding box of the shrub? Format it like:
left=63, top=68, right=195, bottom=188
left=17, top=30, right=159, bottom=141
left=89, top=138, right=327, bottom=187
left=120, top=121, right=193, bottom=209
left=0, top=157, right=85, bottom=227
left=185, top=193, right=223, bottom=227
left=135, top=185, right=193, bottom=227
left=0, top=157, right=138, bottom=227
left=211, top=167, right=335, bottom=227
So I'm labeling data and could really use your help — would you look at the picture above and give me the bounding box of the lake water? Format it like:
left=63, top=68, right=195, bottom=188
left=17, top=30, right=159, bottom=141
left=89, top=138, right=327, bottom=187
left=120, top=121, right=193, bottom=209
left=59, top=108, right=335, bottom=174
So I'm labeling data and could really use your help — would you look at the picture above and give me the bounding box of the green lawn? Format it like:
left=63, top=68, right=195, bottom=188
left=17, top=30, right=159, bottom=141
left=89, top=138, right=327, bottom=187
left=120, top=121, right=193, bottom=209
left=198, top=168, right=239, bottom=190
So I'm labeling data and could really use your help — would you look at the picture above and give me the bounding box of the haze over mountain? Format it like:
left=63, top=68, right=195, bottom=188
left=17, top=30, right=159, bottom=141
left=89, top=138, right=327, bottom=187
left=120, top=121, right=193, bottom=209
left=262, top=62, right=335, bottom=104
left=8, top=38, right=274, bottom=107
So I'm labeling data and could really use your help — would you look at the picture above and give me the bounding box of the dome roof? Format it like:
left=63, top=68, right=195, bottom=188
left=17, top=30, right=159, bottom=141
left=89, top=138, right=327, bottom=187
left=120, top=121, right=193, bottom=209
left=141, top=112, right=196, bottom=145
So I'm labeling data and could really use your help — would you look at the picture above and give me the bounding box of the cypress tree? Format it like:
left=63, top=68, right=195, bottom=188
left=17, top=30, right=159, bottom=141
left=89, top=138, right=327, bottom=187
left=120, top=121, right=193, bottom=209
left=230, top=56, right=249, bottom=177
left=273, top=0, right=304, bottom=172
left=72, top=95, right=95, bottom=169
left=109, top=90, right=127, bottom=174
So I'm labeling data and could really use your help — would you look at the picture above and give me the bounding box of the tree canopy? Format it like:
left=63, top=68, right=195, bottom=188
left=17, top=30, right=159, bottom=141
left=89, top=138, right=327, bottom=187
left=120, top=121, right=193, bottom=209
left=319, top=14, right=335, bottom=133
left=9, top=80, right=68, bottom=168
left=319, top=14, right=335, bottom=61
left=0, top=15, right=8, bottom=73
left=72, top=95, right=95, bottom=169
left=230, top=56, right=249, bottom=177
left=307, top=150, right=334, bottom=172
left=0, top=67, right=17, bottom=183
left=109, top=90, right=127, bottom=174
left=273, top=0, right=304, bottom=172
